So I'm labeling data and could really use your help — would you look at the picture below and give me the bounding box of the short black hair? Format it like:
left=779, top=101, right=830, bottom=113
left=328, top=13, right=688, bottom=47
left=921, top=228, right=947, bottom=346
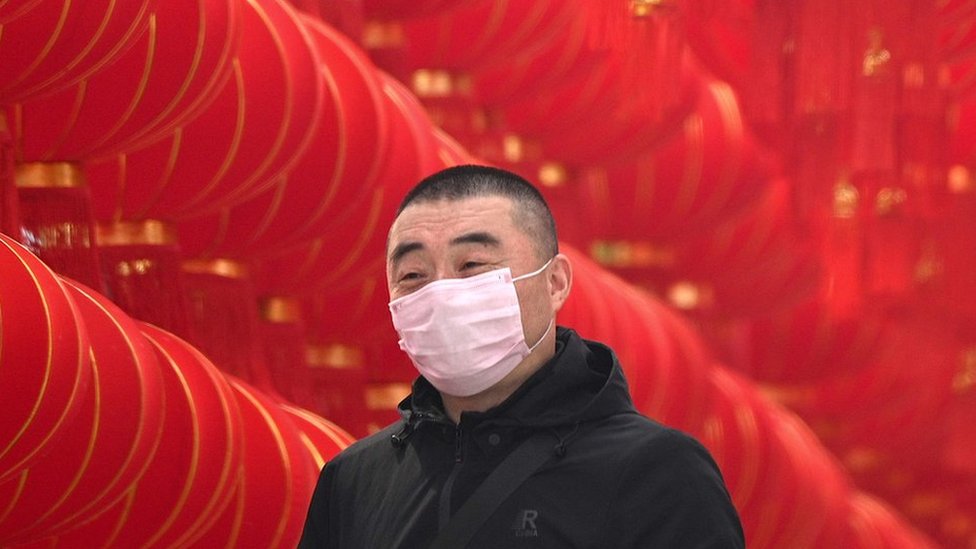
left=395, top=165, right=558, bottom=260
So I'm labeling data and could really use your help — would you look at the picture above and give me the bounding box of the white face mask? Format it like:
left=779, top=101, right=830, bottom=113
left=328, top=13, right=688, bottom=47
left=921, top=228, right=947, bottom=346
left=388, top=259, right=554, bottom=397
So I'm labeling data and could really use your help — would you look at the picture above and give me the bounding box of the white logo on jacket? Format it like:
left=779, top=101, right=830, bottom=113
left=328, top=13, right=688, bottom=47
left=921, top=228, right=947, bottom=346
left=512, top=509, right=539, bottom=537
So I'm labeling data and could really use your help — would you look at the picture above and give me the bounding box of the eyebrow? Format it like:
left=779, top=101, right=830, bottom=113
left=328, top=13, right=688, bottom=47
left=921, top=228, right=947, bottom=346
left=388, top=231, right=502, bottom=267
left=450, top=231, right=501, bottom=248
left=389, top=241, right=424, bottom=266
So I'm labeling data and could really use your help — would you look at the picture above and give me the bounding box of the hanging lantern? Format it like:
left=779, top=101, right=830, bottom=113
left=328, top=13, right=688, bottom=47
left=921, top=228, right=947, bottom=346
left=0, top=0, right=155, bottom=103
left=13, top=0, right=240, bottom=161
left=302, top=336, right=372, bottom=438
left=558, top=245, right=713, bottom=434
left=801, top=312, right=963, bottom=456
left=251, top=69, right=444, bottom=297
left=702, top=367, right=853, bottom=548
left=394, top=0, right=574, bottom=74
left=0, top=279, right=165, bottom=545
left=170, top=14, right=394, bottom=259
left=735, top=297, right=885, bottom=384
left=361, top=0, right=477, bottom=21
left=574, top=77, right=770, bottom=246
left=51, top=323, right=245, bottom=548
left=0, top=233, right=90, bottom=484
left=84, top=0, right=324, bottom=222
left=593, top=179, right=820, bottom=319
left=843, top=493, right=939, bottom=548
left=223, top=377, right=318, bottom=549
left=278, top=402, right=356, bottom=470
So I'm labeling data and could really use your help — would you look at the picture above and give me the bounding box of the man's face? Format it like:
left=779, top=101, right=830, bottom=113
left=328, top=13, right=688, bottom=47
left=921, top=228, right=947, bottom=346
left=386, top=195, right=552, bottom=342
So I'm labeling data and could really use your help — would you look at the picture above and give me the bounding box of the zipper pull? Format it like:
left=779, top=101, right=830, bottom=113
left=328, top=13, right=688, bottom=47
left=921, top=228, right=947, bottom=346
left=454, top=424, right=463, bottom=463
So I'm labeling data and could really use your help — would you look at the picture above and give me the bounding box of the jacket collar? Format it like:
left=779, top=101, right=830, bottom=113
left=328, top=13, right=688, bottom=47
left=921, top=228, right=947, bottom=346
left=398, top=327, right=637, bottom=431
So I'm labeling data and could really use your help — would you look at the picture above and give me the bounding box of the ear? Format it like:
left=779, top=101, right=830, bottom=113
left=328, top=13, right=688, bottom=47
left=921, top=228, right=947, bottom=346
left=547, top=253, right=573, bottom=313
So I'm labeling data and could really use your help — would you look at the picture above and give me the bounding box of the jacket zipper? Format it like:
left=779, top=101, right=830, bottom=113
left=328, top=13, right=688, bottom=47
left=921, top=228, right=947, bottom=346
left=454, top=424, right=463, bottom=463
left=439, top=424, right=464, bottom=530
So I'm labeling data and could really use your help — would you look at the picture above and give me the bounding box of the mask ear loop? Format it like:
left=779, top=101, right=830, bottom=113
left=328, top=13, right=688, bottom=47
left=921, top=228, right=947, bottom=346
left=512, top=257, right=555, bottom=282
left=514, top=257, right=557, bottom=351
left=527, top=317, right=555, bottom=352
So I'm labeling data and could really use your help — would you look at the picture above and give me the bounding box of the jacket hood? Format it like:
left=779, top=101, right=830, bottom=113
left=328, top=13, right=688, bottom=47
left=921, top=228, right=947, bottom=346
left=398, top=327, right=637, bottom=430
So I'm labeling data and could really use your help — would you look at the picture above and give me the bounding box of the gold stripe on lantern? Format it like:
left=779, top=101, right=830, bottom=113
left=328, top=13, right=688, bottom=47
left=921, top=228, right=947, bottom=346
left=15, top=162, right=86, bottom=188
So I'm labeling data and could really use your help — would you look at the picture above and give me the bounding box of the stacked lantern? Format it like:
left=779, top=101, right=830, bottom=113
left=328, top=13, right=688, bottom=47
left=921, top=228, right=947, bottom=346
left=0, top=234, right=352, bottom=547
left=2, top=0, right=973, bottom=547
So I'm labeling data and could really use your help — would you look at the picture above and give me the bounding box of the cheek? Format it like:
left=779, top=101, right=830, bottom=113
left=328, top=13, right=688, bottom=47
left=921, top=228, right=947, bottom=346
left=516, top=283, right=553, bottom=335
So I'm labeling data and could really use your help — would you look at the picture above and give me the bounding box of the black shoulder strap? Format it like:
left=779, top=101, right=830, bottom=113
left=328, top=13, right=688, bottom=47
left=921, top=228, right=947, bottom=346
left=428, top=432, right=555, bottom=549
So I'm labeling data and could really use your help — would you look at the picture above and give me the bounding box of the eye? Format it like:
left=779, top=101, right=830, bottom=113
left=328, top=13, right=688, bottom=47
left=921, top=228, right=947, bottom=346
left=399, top=271, right=422, bottom=282
left=460, top=261, right=484, bottom=270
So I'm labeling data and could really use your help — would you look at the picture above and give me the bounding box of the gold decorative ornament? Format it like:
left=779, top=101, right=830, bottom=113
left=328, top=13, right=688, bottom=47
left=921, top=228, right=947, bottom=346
left=306, top=343, right=364, bottom=369
left=15, top=162, right=86, bottom=188
left=95, top=219, right=176, bottom=247
left=259, top=296, right=302, bottom=324
left=181, top=258, right=248, bottom=279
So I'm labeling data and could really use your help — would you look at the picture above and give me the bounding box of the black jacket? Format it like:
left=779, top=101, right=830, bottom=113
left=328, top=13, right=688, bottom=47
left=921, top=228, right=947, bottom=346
left=299, top=327, right=744, bottom=548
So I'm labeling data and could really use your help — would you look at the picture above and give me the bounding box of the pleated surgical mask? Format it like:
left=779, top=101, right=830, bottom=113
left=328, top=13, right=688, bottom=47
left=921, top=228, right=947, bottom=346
left=389, top=259, right=554, bottom=397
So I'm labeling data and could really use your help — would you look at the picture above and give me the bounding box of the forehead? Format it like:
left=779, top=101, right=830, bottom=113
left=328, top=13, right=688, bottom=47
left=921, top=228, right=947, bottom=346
left=388, top=195, right=520, bottom=250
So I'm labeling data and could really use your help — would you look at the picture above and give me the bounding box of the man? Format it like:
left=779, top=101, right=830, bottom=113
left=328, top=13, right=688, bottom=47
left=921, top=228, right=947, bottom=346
left=299, top=165, right=744, bottom=548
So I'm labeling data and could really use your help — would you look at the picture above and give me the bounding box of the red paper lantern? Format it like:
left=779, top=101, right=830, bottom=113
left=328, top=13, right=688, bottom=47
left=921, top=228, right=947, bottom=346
left=14, top=0, right=240, bottom=161
left=15, top=162, right=105, bottom=290
left=0, top=0, right=154, bottom=103
left=803, top=312, right=963, bottom=456
left=759, top=401, right=853, bottom=548
left=251, top=69, right=445, bottom=296
left=0, top=233, right=90, bottom=483
left=170, top=14, right=392, bottom=258
left=467, top=13, right=597, bottom=107
left=278, top=402, right=356, bottom=470
left=84, top=0, right=324, bottom=222
left=361, top=0, right=478, bottom=21
left=701, top=367, right=853, bottom=548
left=0, top=279, right=164, bottom=545
left=698, top=367, right=764, bottom=542
left=224, top=377, right=318, bottom=549
left=575, top=77, right=771, bottom=244
left=394, top=0, right=574, bottom=72
left=734, top=297, right=885, bottom=384
left=843, top=493, right=939, bottom=548
left=680, top=0, right=753, bottom=90
left=302, top=337, right=373, bottom=438
left=557, top=245, right=712, bottom=434
left=593, top=179, right=820, bottom=318
left=257, top=296, right=311, bottom=404
left=50, top=323, right=245, bottom=548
